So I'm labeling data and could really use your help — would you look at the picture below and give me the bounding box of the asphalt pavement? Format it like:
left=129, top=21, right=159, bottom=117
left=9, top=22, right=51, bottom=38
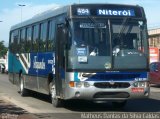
left=0, top=96, right=37, bottom=119
left=0, top=73, right=160, bottom=119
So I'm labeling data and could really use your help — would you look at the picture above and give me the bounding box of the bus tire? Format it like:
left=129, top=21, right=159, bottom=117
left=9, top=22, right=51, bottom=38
left=112, top=100, right=127, bottom=108
left=51, top=83, right=63, bottom=107
left=19, top=75, right=27, bottom=96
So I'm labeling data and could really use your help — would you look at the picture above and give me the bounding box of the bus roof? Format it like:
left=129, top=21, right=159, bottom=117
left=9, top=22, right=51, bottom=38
left=10, top=5, right=70, bottom=31
left=10, top=3, right=144, bottom=31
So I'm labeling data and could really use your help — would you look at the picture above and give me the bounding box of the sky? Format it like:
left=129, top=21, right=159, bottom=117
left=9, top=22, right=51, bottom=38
left=0, top=0, right=160, bottom=46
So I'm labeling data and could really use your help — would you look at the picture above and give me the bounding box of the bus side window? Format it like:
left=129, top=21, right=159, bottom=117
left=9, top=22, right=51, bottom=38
left=9, top=32, right=14, bottom=53
left=12, top=30, right=19, bottom=53
left=39, top=22, right=47, bottom=52
left=48, top=20, right=56, bottom=51
left=20, top=28, right=26, bottom=52
left=26, top=27, right=32, bottom=52
left=32, top=25, right=39, bottom=52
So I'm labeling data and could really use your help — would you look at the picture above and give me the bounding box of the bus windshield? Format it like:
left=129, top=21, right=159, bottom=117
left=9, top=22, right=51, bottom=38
left=111, top=19, right=145, bottom=55
left=73, top=20, right=110, bottom=56
left=67, top=18, right=148, bottom=71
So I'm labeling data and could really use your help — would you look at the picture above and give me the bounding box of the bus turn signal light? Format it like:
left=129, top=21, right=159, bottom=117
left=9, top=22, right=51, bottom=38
left=69, top=81, right=75, bottom=87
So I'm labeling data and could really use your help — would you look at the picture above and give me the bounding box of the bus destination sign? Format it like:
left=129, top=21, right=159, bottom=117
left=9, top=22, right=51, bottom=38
left=80, top=22, right=106, bottom=28
left=97, top=9, right=135, bottom=16
left=77, top=8, right=90, bottom=15
left=76, top=8, right=135, bottom=17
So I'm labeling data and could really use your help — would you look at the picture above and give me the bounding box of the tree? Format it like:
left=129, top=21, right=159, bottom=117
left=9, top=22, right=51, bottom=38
left=0, top=41, right=8, bottom=58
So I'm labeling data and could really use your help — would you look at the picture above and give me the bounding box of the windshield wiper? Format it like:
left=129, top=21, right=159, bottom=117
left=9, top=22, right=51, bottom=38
left=87, top=16, right=107, bottom=29
left=115, top=17, right=130, bottom=49
left=117, top=17, right=129, bottom=38
left=88, top=16, right=96, bottom=24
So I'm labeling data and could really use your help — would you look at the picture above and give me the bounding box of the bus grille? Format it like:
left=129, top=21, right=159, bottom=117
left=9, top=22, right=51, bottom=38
left=94, top=82, right=130, bottom=88
left=93, top=92, right=130, bottom=98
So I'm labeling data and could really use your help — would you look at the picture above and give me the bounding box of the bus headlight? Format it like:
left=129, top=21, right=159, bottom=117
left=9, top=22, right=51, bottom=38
left=84, top=82, right=90, bottom=87
left=133, top=82, right=148, bottom=87
left=69, top=81, right=90, bottom=88
left=75, top=82, right=83, bottom=88
left=138, top=82, right=146, bottom=87
left=133, top=82, right=138, bottom=87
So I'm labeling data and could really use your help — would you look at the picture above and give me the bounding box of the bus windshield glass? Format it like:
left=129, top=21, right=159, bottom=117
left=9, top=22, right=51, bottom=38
left=111, top=19, right=146, bottom=54
left=73, top=20, right=110, bottom=56
left=67, top=18, right=148, bottom=71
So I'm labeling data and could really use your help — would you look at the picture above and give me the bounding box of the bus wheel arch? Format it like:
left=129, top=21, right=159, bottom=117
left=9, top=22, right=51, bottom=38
left=48, top=73, right=63, bottom=107
left=51, top=84, right=63, bottom=107
left=48, top=73, right=53, bottom=95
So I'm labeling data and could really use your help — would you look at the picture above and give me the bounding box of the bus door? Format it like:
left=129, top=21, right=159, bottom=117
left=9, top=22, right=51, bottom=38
left=55, top=24, right=66, bottom=97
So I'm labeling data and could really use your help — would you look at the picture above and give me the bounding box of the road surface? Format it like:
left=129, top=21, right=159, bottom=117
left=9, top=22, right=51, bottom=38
left=0, top=74, right=160, bottom=119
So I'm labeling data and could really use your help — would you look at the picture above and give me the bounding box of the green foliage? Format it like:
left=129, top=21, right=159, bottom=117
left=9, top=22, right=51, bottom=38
left=0, top=41, right=8, bottom=58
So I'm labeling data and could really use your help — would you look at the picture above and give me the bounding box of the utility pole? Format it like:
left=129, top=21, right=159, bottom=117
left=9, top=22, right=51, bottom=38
left=18, top=4, right=26, bottom=25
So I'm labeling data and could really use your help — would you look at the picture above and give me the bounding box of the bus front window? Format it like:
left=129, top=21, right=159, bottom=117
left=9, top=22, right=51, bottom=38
left=111, top=19, right=148, bottom=70
left=111, top=20, right=146, bottom=55
left=73, top=22, right=110, bottom=56
left=67, top=19, right=148, bottom=71
left=67, top=20, right=111, bottom=71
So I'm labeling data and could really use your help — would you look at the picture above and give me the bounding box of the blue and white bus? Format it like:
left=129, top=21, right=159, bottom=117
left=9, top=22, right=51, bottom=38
left=9, top=3, right=150, bottom=107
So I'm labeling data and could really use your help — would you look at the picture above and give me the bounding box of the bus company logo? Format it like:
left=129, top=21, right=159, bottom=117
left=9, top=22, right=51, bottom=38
left=109, top=80, right=115, bottom=85
left=104, top=62, right=111, bottom=69
left=33, top=56, right=46, bottom=70
left=97, top=9, right=135, bottom=16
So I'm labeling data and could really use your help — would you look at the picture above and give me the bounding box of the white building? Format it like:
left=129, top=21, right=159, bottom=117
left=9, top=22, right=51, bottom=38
left=148, top=28, right=160, bottom=48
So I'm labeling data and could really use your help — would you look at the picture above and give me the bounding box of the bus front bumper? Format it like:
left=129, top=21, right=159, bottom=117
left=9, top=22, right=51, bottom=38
left=64, top=81, right=150, bottom=101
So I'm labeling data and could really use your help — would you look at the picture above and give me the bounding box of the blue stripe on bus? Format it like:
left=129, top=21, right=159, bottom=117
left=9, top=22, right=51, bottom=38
left=74, top=72, right=80, bottom=81
left=77, top=72, right=147, bottom=82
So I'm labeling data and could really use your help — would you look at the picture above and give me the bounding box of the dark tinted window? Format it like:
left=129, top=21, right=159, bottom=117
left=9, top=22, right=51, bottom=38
left=26, top=27, right=32, bottom=52
left=20, top=28, right=26, bottom=52
left=32, top=25, right=39, bottom=52
left=39, top=22, right=47, bottom=52
left=14, top=30, right=19, bottom=53
left=10, top=30, right=19, bottom=53
left=9, top=32, right=14, bottom=52
left=48, top=20, right=55, bottom=51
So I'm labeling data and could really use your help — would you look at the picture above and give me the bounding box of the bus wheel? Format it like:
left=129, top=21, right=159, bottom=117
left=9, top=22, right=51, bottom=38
left=19, top=76, right=27, bottom=96
left=112, top=100, right=127, bottom=109
left=51, top=84, right=63, bottom=107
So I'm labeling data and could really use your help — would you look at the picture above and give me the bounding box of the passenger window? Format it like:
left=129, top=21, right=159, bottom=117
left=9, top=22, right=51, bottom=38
left=32, top=25, right=39, bottom=52
left=26, top=27, right=32, bottom=52
left=48, top=20, right=55, bottom=51
left=10, top=31, right=15, bottom=52
left=20, top=28, right=26, bottom=52
left=11, top=30, right=19, bottom=53
left=39, top=22, right=47, bottom=52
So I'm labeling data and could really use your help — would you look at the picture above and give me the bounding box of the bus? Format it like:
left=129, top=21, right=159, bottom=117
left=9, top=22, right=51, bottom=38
left=8, top=3, right=150, bottom=108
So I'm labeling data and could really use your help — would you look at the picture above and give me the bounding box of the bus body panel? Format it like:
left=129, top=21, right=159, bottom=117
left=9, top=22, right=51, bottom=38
left=8, top=51, right=56, bottom=94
